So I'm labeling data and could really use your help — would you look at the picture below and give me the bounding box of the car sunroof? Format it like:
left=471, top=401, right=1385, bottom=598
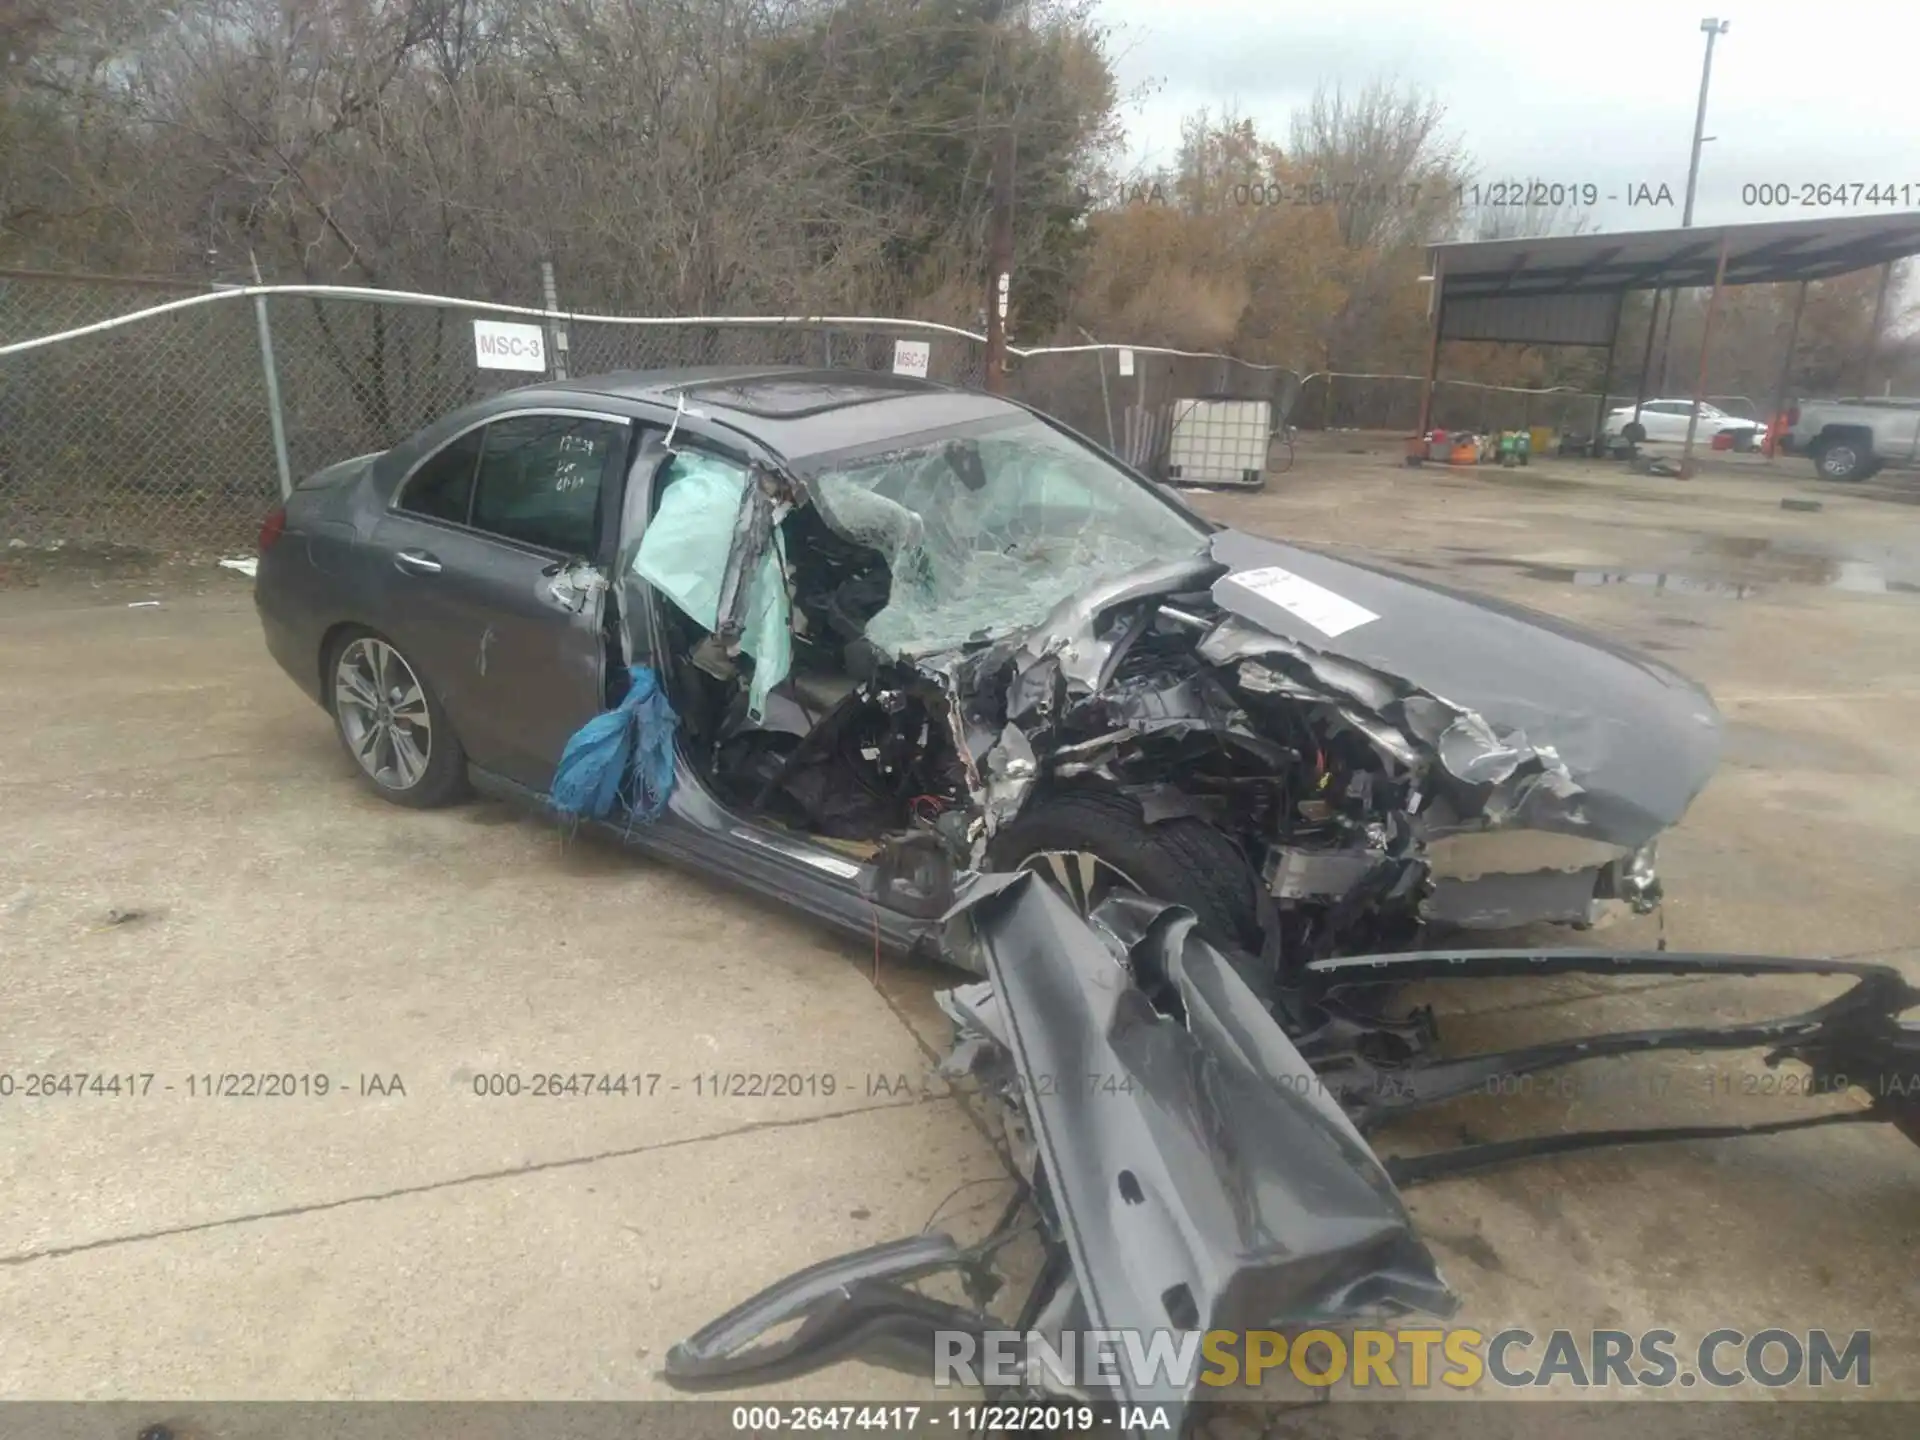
left=682, top=374, right=926, bottom=419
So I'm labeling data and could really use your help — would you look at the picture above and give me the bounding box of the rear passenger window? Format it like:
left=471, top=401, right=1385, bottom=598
left=399, top=428, right=483, bottom=524
left=471, top=415, right=625, bottom=554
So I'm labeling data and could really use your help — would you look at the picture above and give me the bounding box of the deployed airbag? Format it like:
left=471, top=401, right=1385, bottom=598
left=633, top=452, right=792, bottom=719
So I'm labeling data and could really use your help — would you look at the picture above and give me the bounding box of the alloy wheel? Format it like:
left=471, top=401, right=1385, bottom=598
left=333, top=637, right=433, bottom=790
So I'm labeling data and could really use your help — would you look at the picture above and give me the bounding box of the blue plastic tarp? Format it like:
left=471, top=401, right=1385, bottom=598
left=550, top=666, right=678, bottom=824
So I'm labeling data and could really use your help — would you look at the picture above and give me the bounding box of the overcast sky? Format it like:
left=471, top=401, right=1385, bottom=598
left=1097, top=0, right=1920, bottom=233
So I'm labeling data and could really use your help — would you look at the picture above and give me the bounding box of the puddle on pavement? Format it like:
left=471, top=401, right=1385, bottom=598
left=1446, top=535, right=1920, bottom=599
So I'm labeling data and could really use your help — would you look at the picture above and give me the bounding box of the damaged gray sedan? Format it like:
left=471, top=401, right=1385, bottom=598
left=256, top=364, right=1721, bottom=973
left=251, top=367, right=1917, bottom=1422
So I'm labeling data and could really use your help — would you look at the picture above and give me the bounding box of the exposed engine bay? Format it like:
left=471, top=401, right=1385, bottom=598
left=633, top=410, right=1716, bottom=983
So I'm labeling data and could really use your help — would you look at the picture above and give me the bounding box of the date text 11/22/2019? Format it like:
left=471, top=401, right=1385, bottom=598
left=1080, top=179, right=1681, bottom=210
left=0, top=1071, right=406, bottom=1098
left=1091, top=177, right=1920, bottom=211
left=1236, top=180, right=1674, bottom=208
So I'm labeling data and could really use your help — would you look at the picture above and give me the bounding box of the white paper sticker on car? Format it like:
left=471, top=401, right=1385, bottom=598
left=1223, top=566, right=1379, bottom=638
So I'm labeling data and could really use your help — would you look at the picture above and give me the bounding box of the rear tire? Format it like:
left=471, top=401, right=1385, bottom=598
left=325, top=628, right=468, bottom=809
left=987, top=788, right=1266, bottom=954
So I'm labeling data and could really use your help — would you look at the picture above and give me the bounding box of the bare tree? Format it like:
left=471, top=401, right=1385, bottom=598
left=1286, top=79, right=1467, bottom=253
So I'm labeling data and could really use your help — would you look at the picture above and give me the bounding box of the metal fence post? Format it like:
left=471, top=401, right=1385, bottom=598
left=540, top=260, right=570, bottom=380
left=1076, top=330, right=1118, bottom=452
left=250, top=281, right=294, bottom=500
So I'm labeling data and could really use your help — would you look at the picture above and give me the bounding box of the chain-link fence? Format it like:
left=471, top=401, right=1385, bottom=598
left=2, top=273, right=275, bottom=550
left=0, top=273, right=991, bottom=550
left=0, top=268, right=1766, bottom=554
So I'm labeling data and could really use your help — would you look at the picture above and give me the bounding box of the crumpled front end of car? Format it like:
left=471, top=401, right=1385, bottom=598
left=930, top=530, right=1724, bottom=964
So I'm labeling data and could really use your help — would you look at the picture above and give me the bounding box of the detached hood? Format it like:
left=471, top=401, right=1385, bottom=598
left=1205, top=530, right=1724, bottom=845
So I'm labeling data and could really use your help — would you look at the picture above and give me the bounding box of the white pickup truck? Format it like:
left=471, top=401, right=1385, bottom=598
left=1780, top=397, right=1920, bottom=481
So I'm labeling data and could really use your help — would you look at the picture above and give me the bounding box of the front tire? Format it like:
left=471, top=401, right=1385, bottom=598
left=326, top=629, right=468, bottom=808
left=987, top=788, right=1267, bottom=954
left=1813, top=439, right=1871, bottom=481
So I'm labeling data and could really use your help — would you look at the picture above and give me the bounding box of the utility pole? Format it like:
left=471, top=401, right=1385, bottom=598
left=1656, top=17, right=1730, bottom=394
left=983, top=124, right=1017, bottom=394
left=1681, top=20, right=1728, bottom=227
left=248, top=250, right=293, bottom=500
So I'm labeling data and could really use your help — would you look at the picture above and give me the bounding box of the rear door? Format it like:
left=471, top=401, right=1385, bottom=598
left=1639, top=401, right=1679, bottom=440
left=371, top=408, right=633, bottom=789
left=1894, top=409, right=1920, bottom=463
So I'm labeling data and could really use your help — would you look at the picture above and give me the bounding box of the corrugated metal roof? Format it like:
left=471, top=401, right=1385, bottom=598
left=1440, top=291, right=1623, bottom=347
left=1429, top=211, right=1920, bottom=302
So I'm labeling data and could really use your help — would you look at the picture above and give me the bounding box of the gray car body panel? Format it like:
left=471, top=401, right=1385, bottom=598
left=664, top=874, right=1462, bottom=1426
left=957, top=878, right=1455, bottom=1413
left=660, top=890, right=1916, bottom=1418
left=1205, top=528, right=1724, bottom=847
left=662, top=909, right=1917, bottom=1415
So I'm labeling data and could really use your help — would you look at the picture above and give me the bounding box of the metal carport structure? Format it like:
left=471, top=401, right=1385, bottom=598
left=1419, top=211, right=1920, bottom=474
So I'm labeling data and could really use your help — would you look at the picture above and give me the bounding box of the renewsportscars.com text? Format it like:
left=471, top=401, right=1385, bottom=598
left=933, top=1327, right=1872, bottom=1391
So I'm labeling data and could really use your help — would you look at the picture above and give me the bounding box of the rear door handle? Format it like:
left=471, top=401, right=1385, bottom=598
left=395, top=549, right=442, bottom=575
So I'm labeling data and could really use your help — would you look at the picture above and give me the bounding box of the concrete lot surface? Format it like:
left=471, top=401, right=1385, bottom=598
left=2, top=435, right=1918, bottom=1402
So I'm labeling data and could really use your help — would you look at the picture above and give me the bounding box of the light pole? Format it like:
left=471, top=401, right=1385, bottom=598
left=1656, top=17, right=1730, bottom=393
left=1683, top=18, right=1730, bottom=227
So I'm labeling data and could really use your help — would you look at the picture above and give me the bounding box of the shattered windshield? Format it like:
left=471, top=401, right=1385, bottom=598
left=806, top=415, right=1208, bottom=656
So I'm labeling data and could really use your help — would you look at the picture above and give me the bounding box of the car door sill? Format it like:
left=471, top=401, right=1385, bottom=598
left=463, top=761, right=950, bottom=960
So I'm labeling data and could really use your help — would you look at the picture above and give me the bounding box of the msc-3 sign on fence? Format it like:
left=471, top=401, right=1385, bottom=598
left=473, top=319, right=547, bottom=372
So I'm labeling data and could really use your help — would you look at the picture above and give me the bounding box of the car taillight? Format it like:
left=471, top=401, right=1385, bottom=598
left=258, top=503, right=287, bottom=552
